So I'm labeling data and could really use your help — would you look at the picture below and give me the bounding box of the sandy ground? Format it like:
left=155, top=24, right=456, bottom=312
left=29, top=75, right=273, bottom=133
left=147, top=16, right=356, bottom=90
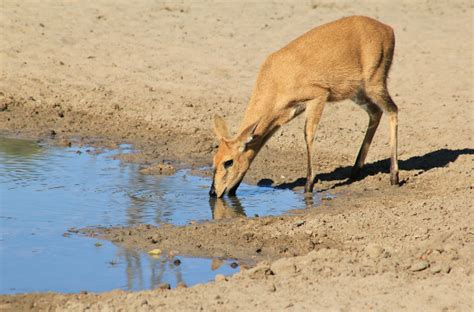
left=1, top=0, right=473, bottom=311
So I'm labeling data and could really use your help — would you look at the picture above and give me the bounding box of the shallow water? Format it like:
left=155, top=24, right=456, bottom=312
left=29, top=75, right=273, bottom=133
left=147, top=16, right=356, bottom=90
left=0, top=137, right=320, bottom=294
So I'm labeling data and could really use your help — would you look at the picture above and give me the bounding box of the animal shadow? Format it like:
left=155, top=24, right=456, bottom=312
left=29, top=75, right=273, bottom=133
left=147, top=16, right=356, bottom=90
left=258, top=148, right=474, bottom=191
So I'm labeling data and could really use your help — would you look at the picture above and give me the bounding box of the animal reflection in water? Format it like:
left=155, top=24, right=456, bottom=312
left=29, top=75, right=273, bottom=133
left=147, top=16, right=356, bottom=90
left=209, top=197, right=247, bottom=220
left=210, top=194, right=320, bottom=220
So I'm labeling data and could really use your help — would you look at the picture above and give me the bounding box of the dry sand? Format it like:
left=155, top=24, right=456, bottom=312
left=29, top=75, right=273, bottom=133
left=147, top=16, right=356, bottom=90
left=0, top=0, right=473, bottom=311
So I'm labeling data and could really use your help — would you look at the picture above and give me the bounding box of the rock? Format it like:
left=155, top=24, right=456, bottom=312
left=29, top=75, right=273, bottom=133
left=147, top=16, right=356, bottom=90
left=230, top=262, right=239, bottom=269
left=245, top=264, right=274, bottom=279
left=211, top=258, right=224, bottom=270
left=176, top=282, right=187, bottom=289
left=57, top=138, right=72, bottom=147
left=410, top=260, right=429, bottom=272
left=430, top=265, right=442, bottom=274
left=365, top=243, right=384, bottom=258
left=214, top=274, right=227, bottom=282
left=270, top=258, right=299, bottom=275
left=294, top=220, right=305, bottom=227
left=158, top=283, right=171, bottom=290
left=140, top=163, right=176, bottom=175
left=147, top=248, right=162, bottom=256
left=173, top=259, right=181, bottom=266
left=0, top=102, right=8, bottom=112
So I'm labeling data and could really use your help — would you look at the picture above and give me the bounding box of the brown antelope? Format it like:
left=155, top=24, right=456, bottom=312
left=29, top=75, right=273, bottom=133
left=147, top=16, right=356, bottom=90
left=209, top=16, right=399, bottom=198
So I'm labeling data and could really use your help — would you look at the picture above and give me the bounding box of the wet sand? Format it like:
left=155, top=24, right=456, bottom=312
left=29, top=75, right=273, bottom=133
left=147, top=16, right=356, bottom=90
left=0, top=0, right=473, bottom=310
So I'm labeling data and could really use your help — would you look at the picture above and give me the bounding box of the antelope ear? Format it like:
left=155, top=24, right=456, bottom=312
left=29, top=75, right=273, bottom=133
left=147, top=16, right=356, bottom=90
left=237, top=122, right=258, bottom=152
left=213, top=115, right=230, bottom=140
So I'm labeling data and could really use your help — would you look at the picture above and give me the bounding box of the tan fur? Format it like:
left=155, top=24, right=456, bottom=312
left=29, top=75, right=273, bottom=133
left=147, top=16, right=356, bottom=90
left=210, top=198, right=246, bottom=220
left=210, top=16, right=399, bottom=198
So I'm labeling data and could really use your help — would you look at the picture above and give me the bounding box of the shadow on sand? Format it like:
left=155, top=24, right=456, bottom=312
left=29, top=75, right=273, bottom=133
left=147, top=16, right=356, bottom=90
left=257, top=148, right=474, bottom=191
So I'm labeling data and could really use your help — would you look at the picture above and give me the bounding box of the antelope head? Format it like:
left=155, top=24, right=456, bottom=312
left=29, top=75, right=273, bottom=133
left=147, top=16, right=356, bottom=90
left=209, top=115, right=258, bottom=197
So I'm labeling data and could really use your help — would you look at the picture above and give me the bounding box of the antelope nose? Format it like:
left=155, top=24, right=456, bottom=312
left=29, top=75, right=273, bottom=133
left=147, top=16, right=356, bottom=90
left=209, top=183, right=217, bottom=197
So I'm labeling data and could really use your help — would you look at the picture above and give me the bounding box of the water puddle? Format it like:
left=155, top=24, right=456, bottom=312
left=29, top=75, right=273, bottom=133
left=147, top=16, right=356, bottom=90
left=0, top=136, right=321, bottom=294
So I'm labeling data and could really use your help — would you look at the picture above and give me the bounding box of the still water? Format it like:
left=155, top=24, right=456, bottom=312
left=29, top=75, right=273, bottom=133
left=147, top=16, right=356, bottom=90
left=0, top=137, right=316, bottom=294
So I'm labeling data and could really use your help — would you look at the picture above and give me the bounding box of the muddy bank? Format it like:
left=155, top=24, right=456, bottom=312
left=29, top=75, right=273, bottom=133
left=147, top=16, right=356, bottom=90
left=3, top=185, right=474, bottom=310
left=80, top=213, right=340, bottom=262
left=2, top=154, right=473, bottom=310
left=1, top=0, right=473, bottom=310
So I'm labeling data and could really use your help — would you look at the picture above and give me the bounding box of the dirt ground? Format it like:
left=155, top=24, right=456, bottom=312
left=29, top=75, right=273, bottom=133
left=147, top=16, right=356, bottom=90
left=1, top=0, right=473, bottom=311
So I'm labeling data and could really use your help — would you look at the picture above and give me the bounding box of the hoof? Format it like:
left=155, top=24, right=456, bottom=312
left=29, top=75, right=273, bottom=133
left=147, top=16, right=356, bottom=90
left=390, top=173, right=400, bottom=186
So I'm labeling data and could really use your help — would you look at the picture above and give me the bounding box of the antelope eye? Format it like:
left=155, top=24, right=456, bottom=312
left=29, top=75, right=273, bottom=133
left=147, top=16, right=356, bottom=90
left=223, top=159, right=234, bottom=169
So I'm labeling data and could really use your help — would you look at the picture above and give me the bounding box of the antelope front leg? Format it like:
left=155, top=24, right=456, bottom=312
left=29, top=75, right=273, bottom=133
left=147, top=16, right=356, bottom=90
left=303, top=98, right=326, bottom=193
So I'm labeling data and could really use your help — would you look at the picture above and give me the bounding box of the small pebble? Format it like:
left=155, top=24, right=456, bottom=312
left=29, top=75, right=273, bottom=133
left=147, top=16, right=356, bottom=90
left=430, top=265, right=442, bottom=274
left=211, top=258, right=224, bottom=270
left=94, top=242, right=102, bottom=247
left=410, top=260, right=429, bottom=272
left=230, top=262, right=239, bottom=269
left=294, top=220, right=305, bottom=227
left=57, top=138, right=72, bottom=147
left=158, top=283, right=171, bottom=290
left=0, top=102, right=8, bottom=111
left=173, top=259, right=181, bottom=266
left=148, top=248, right=162, bottom=256
left=215, top=274, right=227, bottom=282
